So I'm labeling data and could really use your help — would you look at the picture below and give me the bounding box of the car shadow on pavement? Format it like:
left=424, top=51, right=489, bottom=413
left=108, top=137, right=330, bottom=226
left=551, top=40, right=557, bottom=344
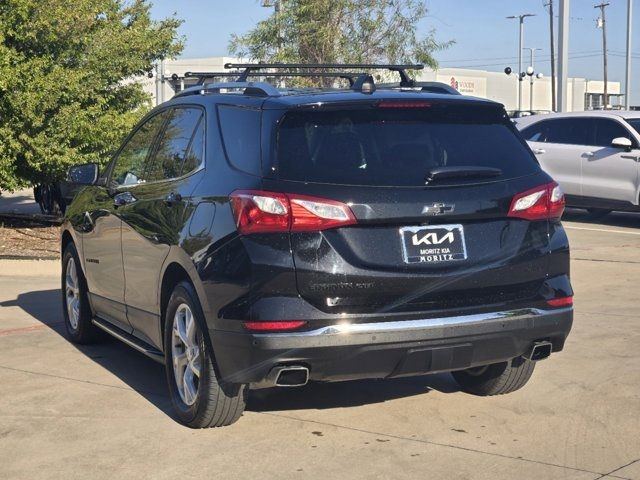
left=247, top=373, right=459, bottom=412
left=563, top=208, right=640, bottom=228
left=1, top=288, right=173, bottom=417
left=3, top=288, right=461, bottom=421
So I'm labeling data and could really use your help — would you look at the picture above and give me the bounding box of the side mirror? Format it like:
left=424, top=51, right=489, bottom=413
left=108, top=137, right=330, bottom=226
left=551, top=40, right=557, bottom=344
left=611, top=137, right=633, bottom=151
left=67, top=163, right=99, bottom=185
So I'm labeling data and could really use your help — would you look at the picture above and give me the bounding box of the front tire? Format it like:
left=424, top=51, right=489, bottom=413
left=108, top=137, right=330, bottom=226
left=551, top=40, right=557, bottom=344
left=164, top=282, right=247, bottom=428
left=452, top=356, right=536, bottom=396
left=61, top=243, right=100, bottom=343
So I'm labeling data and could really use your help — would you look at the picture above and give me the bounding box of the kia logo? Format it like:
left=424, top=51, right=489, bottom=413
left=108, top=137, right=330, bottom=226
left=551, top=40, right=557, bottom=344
left=412, top=231, right=455, bottom=246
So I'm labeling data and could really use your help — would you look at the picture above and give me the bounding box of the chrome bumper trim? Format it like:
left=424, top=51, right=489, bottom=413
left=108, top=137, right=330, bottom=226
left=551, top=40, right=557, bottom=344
left=254, top=307, right=573, bottom=339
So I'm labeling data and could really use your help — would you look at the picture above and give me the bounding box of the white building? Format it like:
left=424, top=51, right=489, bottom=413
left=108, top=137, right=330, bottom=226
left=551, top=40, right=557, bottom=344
left=145, top=57, right=622, bottom=112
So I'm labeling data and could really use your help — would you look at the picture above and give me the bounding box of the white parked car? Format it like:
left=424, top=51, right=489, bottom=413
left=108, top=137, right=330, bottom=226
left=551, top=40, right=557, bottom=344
left=516, top=111, right=640, bottom=215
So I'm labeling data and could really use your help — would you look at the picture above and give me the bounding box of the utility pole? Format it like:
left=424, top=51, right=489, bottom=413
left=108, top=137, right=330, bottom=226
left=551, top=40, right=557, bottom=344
left=546, top=1, right=557, bottom=111
left=262, top=0, right=282, bottom=56
left=558, top=0, right=570, bottom=112
left=507, top=14, right=536, bottom=112
left=595, top=3, right=610, bottom=109
left=625, top=0, right=633, bottom=109
left=525, top=48, right=541, bottom=109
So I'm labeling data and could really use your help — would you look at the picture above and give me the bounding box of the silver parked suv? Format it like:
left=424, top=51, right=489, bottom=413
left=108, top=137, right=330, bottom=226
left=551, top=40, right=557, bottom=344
left=516, top=111, right=640, bottom=216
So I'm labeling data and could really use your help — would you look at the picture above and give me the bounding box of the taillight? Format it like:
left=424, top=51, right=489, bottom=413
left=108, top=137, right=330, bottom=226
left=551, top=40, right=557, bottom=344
left=546, top=296, right=573, bottom=307
left=230, top=190, right=357, bottom=235
left=508, top=182, right=565, bottom=221
left=243, top=321, right=307, bottom=331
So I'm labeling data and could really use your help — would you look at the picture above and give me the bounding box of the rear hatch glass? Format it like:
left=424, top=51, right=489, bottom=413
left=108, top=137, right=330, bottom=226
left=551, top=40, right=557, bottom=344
left=272, top=103, right=538, bottom=186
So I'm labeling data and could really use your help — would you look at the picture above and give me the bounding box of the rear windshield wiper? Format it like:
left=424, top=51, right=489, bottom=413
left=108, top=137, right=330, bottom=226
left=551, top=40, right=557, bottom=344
left=425, top=166, right=502, bottom=185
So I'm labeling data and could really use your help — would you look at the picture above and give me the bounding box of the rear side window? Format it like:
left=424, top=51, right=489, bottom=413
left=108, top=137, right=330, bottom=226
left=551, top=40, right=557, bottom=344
left=593, top=118, right=634, bottom=147
left=147, top=107, right=203, bottom=181
left=273, top=104, right=538, bottom=186
left=218, top=105, right=261, bottom=175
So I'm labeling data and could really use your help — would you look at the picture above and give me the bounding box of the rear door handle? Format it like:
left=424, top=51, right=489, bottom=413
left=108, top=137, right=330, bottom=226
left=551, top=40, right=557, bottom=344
left=164, top=192, right=182, bottom=206
left=533, top=148, right=546, bottom=155
left=113, top=191, right=137, bottom=207
left=583, top=151, right=595, bottom=158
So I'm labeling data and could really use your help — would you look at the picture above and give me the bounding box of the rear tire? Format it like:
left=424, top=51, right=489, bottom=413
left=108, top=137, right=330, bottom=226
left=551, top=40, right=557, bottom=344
left=61, top=243, right=101, bottom=344
left=452, top=356, right=535, bottom=396
left=164, top=281, right=247, bottom=428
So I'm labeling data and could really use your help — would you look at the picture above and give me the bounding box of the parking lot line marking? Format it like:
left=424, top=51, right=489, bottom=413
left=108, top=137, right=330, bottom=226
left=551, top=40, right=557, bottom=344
left=0, top=324, right=49, bottom=337
left=565, top=225, right=640, bottom=236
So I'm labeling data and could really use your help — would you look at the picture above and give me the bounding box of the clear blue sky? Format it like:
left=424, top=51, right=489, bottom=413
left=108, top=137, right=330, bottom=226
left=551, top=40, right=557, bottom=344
left=150, top=0, right=640, bottom=101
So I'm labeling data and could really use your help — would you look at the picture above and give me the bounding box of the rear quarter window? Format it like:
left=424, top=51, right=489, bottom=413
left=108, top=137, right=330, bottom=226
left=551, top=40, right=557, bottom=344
left=218, top=105, right=261, bottom=175
left=272, top=103, right=539, bottom=187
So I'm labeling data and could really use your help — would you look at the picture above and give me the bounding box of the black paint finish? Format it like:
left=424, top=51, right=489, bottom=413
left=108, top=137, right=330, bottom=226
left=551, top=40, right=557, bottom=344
left=61, top=89, right=573, bottom=384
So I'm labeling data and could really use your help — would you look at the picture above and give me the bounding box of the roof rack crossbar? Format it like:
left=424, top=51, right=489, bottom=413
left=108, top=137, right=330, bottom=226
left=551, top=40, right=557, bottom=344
left=225, top=62, right=423, bottom=70
left=225, top=62, right=424, bottom=91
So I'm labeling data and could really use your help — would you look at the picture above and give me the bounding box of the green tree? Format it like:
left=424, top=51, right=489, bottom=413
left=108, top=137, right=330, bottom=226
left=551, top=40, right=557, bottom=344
left=0, top=0, right=183, bottom=191
left=229, top=0, right=451, bottom=68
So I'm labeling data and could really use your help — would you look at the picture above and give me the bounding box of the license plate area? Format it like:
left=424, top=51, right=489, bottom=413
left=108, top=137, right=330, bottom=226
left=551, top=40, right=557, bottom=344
left=400, top=224, right=468, bottom=264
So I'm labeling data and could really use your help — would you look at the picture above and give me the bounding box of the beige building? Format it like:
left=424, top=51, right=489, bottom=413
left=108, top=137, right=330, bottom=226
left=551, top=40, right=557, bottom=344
left=145, top=57, right=622, bottom=112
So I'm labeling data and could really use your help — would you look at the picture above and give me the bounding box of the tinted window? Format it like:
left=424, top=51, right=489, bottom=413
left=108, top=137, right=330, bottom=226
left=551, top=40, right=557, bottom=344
left=274, top=105, right=538, bottom=186
left=111, top=112, right=167, bottom=186
left=544, top=118, right=591, bottom=145
left=147, top=107, right=203, bottom=181
left=521, top=120, right=552, bottom=142
left=218, top=105, right=261, bottom=175
left=593, top=118, right=633, bottom=147
left=625, top=118, right=640, bottom=136
left=182, top=118, right=205, bottom=175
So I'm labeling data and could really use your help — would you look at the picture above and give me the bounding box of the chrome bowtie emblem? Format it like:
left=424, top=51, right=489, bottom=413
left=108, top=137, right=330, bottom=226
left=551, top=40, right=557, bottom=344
left=421, top=203, right=455, bottom=216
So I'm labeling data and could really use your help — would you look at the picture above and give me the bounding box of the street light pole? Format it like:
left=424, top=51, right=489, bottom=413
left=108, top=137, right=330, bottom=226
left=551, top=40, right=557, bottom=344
left=545, top=1, right=557, bottom=111
left=525, top=47, right=541, bottom=109
left=557, top=0, right=570, bottom=112
left=625, top=0, right=633, bottom=109
left=507, top=14, right=536, bottom=112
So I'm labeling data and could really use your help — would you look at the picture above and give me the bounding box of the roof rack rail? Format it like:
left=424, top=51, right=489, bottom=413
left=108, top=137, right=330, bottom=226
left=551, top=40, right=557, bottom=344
left=173, top=81, right=281, bottom=99
left=224, top=62, right=423, bottom=89
left=184, top=70, right=358, bottom=86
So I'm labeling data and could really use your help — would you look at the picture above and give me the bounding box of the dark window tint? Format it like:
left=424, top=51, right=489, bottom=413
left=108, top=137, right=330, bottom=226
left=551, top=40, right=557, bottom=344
left=182, top=118, right=205, bottom=175
left=274, top=105, right=538, bottom=186
left=544, top=118, right=591, bottom=145
left=111, top=112, right=167, bottom=186
left=593, top=118, right=633, bottom=147
left=625, top=118, right=640, bottom=136
left=520, top=121, right=552, bottom=142
left=148, top=107, right=203, bottom=181
left=218, top=105, right=261, bottom=175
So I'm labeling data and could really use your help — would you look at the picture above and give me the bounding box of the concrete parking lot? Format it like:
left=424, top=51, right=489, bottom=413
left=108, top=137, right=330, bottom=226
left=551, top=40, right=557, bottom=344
left=1, top=210, right=639, bottom=480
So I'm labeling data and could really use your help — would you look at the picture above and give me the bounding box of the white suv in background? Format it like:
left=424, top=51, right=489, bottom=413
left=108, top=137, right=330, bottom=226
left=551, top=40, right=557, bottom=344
left=516, top=111, right=640, bottom=216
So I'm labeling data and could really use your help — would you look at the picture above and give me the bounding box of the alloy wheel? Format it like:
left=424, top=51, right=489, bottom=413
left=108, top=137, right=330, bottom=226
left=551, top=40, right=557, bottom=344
left=171, top=304, right=202, bottom=406
left=65, top=257, right=80, bottom=330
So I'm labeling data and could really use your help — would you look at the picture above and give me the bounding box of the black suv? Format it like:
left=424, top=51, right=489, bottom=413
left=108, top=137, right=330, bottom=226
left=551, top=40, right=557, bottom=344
left=61, top=63, right=573, bottom=428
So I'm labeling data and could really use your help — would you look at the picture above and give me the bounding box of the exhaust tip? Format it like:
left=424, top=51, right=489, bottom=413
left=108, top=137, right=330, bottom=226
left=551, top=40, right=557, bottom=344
left=275, top=366, right=309, bottom=387
left=528, top=341, right=553, bottom=361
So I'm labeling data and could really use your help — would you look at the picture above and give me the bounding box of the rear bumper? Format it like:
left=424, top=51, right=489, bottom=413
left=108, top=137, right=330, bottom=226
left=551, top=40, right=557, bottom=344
left=211, top=307, right=573, bottom=386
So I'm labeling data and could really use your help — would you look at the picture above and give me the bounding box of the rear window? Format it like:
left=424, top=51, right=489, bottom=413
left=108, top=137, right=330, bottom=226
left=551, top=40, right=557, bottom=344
left=273, top=104, right=538, bottom=186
